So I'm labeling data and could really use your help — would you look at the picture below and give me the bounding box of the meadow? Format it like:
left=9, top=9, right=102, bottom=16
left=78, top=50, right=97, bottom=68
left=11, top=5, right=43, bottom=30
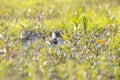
left=0, top=0, right=120, bottom=80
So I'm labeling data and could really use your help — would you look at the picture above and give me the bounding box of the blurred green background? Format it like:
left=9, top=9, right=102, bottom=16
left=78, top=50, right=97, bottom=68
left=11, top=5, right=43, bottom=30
left=0, top=0, right=120, bottom=80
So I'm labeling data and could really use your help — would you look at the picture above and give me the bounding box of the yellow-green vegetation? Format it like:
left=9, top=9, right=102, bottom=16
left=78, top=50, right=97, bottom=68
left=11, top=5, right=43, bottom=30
left=0, top=0, right=120, bottom=80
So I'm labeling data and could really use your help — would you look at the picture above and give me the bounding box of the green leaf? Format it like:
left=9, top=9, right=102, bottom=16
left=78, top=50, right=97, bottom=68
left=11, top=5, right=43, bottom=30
left=77, top=6, right=85, bottom=17
left=83, top=16, right=87, bottom=34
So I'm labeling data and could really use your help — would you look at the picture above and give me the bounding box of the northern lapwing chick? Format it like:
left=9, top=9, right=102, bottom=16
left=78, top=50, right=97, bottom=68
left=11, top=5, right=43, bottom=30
left=45, top=31, right=65, bottom=47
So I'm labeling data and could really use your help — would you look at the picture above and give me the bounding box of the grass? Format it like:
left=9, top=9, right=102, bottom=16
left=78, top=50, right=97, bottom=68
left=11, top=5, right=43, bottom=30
left=0, top=0, right=120, bottom=80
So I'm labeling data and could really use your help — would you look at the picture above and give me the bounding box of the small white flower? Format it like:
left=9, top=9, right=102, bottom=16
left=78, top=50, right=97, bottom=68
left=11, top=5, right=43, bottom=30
left=0, top=34, right=3, bottom=39
left=0, top=48, right=7, bottom=54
